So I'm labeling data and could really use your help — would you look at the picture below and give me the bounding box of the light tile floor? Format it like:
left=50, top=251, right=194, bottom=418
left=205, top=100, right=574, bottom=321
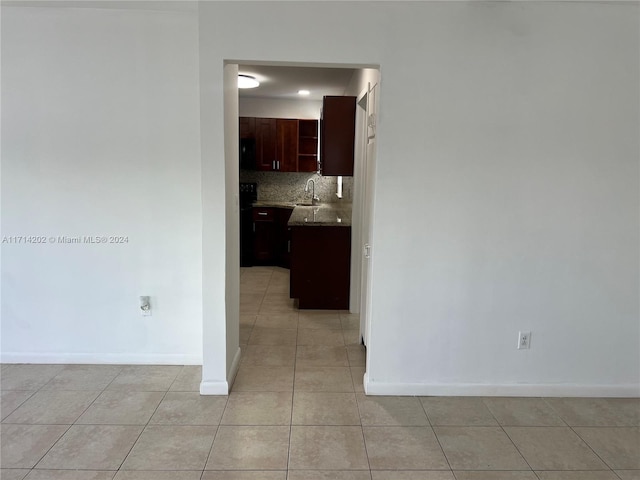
left=0, top=266, right=638, bottom=479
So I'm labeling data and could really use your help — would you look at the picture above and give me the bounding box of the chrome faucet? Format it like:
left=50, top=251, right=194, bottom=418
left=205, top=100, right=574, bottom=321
left=304, top=178, right=320, bottom=205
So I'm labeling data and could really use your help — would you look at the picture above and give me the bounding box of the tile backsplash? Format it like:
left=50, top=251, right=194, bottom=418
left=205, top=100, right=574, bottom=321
left=240, top=170, right=353, bottom=204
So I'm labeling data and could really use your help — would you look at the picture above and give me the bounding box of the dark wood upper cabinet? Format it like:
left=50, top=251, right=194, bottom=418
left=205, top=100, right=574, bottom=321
left=298, top=119, right=318, bottom=172
left=320, top=96, right=356, bottom=176
left=239, top=117, right=255, bottom=139
left=255, top=118, right=277, bottom=171
left=241, top=117, right=320, bottom=172
left=276, top=119, right=298, bottom=172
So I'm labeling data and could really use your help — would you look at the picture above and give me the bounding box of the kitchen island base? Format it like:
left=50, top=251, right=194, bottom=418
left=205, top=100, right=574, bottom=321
left=290, top=225, right=351, bottom=310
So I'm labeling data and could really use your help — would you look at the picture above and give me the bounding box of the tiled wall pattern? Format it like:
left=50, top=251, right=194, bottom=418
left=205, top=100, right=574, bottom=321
left=240, top=170, right=353, bottom=204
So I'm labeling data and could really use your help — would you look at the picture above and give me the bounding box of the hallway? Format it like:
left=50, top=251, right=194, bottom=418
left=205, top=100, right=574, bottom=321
left=238, top=265, right=365, bottom=394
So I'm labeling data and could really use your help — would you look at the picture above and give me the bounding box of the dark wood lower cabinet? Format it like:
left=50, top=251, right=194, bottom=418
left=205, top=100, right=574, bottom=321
left=277, top=208, right=293, bottom=268
left=253, top=208, right=276, bottom=263
left=252, top=207, right=293, bottom=268
left=290, top=226, right=351, bottom=309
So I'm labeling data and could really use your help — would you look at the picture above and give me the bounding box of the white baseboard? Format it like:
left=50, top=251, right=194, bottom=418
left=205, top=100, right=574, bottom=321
left=199, top=380, right=229, bottom=395
left=363, top=377, right=640, bottom=398
left=200, top=382, right=229, bottom=395
left=1, top=352, right=202, bottom=365
left=198, top=348, right=242, bottom=396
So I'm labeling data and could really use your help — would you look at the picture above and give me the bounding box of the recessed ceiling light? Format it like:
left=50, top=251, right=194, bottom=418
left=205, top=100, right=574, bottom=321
left=298, top=90, right=310, bottom=96
left=238, top=75, right=259, bottom=89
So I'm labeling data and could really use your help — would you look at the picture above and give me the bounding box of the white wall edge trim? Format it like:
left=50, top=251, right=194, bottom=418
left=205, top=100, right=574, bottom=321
left=364, top=380, right=640, bottom=398
left=1, top=353, right=203, bottom=365
left=227, top=346, right=242, bottom=391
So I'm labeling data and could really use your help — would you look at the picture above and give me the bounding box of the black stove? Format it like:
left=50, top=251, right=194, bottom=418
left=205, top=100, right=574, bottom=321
left=239, top=182, right=258, bottom=206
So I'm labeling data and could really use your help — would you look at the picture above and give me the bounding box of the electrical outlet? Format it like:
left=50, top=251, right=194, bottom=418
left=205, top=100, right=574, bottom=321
left=140, top=296, right=151, bottom=316
left=518, top=331, right=531, bottom=349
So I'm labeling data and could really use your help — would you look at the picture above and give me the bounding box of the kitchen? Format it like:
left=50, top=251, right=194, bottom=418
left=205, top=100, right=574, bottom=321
left=237, top=64, right=364, bottom=312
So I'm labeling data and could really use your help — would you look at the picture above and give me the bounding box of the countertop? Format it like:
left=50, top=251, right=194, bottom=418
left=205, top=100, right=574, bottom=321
left=252, top=200, right=296, bottom=209
left=287, top=203, right=352, bottom=227
left=251, top=201, right=352, bottom=227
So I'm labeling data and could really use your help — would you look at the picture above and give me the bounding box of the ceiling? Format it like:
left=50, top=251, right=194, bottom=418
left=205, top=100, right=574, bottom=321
left=238, top=65, right=357, bottom=101
left=2, top=1, right=198, bottom=11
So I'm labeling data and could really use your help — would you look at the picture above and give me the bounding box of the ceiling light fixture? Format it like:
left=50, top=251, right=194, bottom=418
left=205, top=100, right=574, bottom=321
left=238, top=75, right=259, bottom=89
left=298, top=90, right=310, bottom=96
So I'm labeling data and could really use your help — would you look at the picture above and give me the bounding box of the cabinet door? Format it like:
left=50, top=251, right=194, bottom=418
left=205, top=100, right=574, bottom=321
left=255, top=118, right=276, bottom=171
left=276, top=119, right=298, bottom=172
left=321, top=96, right=356, bottom=176
left=277, top=208, right=293, bottom=268
left=239, top=117, right=255, bottom=139
left=253, top=222, right=276, bottom=262
left=253, top=208, right=276, bottom=262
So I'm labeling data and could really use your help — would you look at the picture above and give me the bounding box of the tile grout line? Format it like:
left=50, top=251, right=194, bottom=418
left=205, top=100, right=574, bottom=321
left=112, top=366, right=187, bottom=473
left=20, top=422, right=74, bottom=473
left=240, top=267, right=296, bottom=476
left=540, top=397, right=571, bottom=428
left=493, top=412, right=538, bottom=476
left=26, top=366, right=126, bottom=472
left=352, top=377, right=372, bottom=479
left=0, top=389, right=39, bottom=422
left=113, top=390, right=169, bottom=472
left=201, top=400, right=226, bottom=477
left=255, top=268, right=274, bottom=316
left=99, top=365, right=127, bottom=392
left=567, top=423, right=621, bottom=473
left=503, top=395, right=626, bottom=475
left=418, top=395, right=456, bottom=479
left=32, top=364, right=72, bottom=393
left=287, top=283, right=300, bottom=475
left=2, top=384, right=171, bottom=426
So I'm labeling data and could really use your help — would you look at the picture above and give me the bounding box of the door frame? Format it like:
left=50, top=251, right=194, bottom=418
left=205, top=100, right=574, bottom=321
left=221, top=61, right=381, bottom=393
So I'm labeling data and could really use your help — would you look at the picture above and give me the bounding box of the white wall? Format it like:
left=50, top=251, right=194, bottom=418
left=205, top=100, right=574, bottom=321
left=1, top=5, right=203, bottom=364
left=239, top=97, right=321, bottom=119
left=3, top=2, right=637, bottom=396
left=202, top=1, right=639, bottom=396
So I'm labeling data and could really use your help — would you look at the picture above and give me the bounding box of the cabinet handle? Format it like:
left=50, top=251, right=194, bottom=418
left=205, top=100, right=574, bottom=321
left=272, top=160, right=276, bottom=170
left=287, top=240, right=290, bottom=253
left=258, top=212, right=268, bottom=216
left=277, top=160, right=280, bottom=170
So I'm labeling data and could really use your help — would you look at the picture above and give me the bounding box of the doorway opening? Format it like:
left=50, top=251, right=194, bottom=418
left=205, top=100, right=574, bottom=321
left=223, top=61, right=380, bottom=393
